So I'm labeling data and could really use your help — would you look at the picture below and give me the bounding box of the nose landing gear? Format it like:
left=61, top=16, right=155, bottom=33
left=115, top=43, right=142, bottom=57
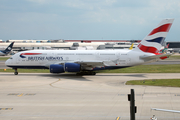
left=14, top=68, right=18, bottom=75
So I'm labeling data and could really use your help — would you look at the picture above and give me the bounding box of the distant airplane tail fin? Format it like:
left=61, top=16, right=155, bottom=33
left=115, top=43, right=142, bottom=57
left=129, top=43, right=134, bottom=50
left=134, top=19, right=174, bottom=54
left=2, top=42, right=14, bottom=55
left=160, top=43, right=169, bottom=53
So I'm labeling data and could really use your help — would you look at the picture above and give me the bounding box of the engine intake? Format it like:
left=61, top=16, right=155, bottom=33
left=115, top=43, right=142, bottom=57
left=64, top=63, right=81, bottom=72
left=50, top=64, right=64, bottom=73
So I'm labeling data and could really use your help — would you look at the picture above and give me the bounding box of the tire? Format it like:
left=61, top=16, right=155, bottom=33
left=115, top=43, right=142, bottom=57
left=14, top=72, right=18, bottom=75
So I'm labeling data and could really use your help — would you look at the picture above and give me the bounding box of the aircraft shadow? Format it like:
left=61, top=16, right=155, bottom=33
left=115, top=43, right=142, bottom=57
left=0, top=73, right=146, bottom=81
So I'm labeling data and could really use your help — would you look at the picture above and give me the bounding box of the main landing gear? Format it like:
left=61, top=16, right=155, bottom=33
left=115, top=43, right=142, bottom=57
left=14, top=68, right=18, bottom=75
left=76, top=71, right=96, bottom=76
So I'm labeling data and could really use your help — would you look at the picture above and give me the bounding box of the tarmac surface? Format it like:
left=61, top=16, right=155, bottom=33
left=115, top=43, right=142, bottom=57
left=1, top=73, right=180, bottom=120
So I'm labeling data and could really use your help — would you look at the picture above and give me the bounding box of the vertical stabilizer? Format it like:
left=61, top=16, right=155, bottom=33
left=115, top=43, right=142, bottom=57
left=2, top=42, right=14, bottom=55
left=134, top=19, right=174, bottom=54
left=129, top=43, right=134, bottom=50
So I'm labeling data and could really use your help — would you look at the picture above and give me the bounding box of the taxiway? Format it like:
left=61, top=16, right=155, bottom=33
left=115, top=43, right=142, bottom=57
left=0, top=73, right=180, bottom=120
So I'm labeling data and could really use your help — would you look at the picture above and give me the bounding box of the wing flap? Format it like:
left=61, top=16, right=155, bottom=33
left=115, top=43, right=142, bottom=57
left=75, top=60, right=105, bottom=66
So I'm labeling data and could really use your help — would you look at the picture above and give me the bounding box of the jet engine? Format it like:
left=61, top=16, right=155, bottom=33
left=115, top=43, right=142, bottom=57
left=50, top=64, right=64, bottom=73
left=64, top=63, right=81, bottom=72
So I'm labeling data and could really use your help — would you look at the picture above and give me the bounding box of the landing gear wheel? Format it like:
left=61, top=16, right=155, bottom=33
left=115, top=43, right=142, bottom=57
left=88, top=71, right=96, bottom=75
left=92, top=72, right=96, bottom=75
left=14, top=68, right=18, bottom=75
left=14, top=72, right=18, bottom=75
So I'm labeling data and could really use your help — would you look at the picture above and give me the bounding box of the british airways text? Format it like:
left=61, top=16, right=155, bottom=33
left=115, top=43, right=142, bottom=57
left=28, top=56, right=63, bottom=61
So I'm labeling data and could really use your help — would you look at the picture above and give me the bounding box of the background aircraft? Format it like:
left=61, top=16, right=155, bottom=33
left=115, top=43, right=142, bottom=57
left=129, top=43, right=134, bottom=50
left=5, top=19, right=174, bottom=75
left=152, top=108, right=180, bottom=113
left=160, top=43, right=169, bottom=54
left=0, top=42, right=14, bottom=56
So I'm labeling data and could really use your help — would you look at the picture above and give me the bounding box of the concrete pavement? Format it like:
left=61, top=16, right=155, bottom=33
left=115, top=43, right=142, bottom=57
left=0, top=73, right=180, bottom=120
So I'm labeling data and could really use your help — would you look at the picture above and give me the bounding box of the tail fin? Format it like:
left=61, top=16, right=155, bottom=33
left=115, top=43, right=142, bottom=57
left=134, top=19, right=174, bottom=54
left=2, top=42, right=14, bottom=55
left=129, top=43, right=134, bottom=50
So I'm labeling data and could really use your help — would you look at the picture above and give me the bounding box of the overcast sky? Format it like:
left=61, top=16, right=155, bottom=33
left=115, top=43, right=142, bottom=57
left=0, top=0, right=180, bottom=41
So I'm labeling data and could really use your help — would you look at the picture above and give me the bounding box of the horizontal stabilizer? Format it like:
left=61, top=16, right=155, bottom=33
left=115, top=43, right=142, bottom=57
left=151, top=108, right=180, bottom=113
left=140, top=53, right=172, bottom=60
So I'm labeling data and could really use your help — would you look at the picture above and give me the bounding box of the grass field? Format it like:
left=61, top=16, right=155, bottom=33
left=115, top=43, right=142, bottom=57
left=126, top=79, right=180, bottom=87
left=166, top=55, right=180, bottom=60
left=0, top=57, right=10, bottom=61
left=96, top=64, right=180, bottom=73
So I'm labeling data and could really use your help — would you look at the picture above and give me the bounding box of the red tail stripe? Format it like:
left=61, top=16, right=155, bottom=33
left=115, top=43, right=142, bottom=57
left=138, top=44, right=159, bottom=53
left=148, top=23, right=172, bottom=36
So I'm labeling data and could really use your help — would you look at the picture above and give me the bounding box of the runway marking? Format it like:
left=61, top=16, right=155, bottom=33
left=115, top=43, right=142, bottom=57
left=49, top=79, right=61, bottom=87
left=8, top=93, right=36, bottom=96
left=17, top=93, right=23, bottom=97
left=25, top=93, right=36, bottom=96
left=175, top=94, right=180, bottom=96
left=8, top=93, right=19, bottom=95
left=116, top=117, right=120, bottom=120
left=0, top=108, right=13, bottom=110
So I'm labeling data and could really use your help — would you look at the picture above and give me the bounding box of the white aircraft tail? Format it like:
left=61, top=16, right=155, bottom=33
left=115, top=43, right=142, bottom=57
left=134, top=19, right=174, bottom=54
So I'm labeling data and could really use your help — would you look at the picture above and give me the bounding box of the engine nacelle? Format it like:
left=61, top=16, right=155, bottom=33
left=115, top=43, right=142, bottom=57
left=64, top=63, right=81, bottom=72
left=50, top=64, right=64, bottom=73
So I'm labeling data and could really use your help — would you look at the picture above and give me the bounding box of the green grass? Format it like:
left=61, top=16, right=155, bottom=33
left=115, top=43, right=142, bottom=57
left=0, top=57, right=10, bottom=61
left=96, top=64, right=180, bottom=73
left=126, top=79, right=180, bottom=87
left=166, top=55, right=180, bottom=60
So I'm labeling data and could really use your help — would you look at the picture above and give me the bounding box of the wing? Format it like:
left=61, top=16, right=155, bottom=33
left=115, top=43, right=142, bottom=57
left=75, top=60, right=106, bottom=70
left=151, top=108, right=180, bottom=113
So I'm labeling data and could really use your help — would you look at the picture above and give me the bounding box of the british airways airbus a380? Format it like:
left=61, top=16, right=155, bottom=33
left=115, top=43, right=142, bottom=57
left=5, top=19, right=174, bottom=75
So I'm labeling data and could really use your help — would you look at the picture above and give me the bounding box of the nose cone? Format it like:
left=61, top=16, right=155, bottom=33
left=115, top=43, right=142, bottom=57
left=5, top=59, right=10, bottom=66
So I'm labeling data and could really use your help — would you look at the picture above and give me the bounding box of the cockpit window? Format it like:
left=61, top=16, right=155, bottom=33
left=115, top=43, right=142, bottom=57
left=9, top=57, right=13, bottom=59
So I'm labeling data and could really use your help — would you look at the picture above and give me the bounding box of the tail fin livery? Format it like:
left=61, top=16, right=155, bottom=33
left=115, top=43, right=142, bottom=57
left=135, top=19, right=174, bottom=54
left=2, top=42, right=14, bottom=55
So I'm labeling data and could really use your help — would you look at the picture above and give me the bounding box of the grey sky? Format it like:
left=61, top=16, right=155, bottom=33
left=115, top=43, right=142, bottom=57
left=0, top=0, right=180, bottom=41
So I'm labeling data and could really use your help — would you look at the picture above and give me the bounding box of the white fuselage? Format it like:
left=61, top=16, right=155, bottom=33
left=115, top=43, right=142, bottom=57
left=5, top=49, right=154, bottom=71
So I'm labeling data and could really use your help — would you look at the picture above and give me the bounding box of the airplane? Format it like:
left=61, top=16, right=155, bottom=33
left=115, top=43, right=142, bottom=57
left=5, top=19, right=174, bottom=75
left=0, top=42, right=14, bottom=56
left=129, top=43, right=134, bottom=50
left=151, top=108, right=180, bottom=113
left=160, top=43, right=169, bottom=54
